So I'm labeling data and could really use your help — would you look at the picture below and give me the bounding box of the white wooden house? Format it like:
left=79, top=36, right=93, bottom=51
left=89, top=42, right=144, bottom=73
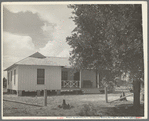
left=4, top=52, right=102, bottom=96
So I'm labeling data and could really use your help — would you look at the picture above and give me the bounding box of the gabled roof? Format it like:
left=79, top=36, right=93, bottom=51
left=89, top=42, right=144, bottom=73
left=4, top=52, right=71, bottom=71
left=29, top=52, right=46, bottom=58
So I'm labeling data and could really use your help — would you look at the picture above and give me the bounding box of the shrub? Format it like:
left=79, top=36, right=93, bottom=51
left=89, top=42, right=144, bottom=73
left=108, top=81, right=115, bottom=92
left=78, top=104, right=101, bottom=116
left=101, top=79, right=115, bottom=93
left=3, top=77, right=7, bottom=88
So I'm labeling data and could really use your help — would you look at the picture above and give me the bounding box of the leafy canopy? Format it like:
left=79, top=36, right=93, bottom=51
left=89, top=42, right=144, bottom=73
left=66, top=4, right=143, bottom=81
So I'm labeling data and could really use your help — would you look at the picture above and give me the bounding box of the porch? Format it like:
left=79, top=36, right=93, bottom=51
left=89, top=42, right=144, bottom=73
left=61, top=67, right=80, bottom=89
left=61, top=68, right=101, bottom=91
left=61, top=80, right=94, bottom=89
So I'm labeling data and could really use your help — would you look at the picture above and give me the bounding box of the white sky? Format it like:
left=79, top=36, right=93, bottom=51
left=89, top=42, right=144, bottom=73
left=3, top=4, right=76, bottom=77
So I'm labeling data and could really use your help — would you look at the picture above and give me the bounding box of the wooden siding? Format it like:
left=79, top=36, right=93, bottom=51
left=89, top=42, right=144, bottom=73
left=18, top=65, right=61, bottom=91
left=7, top=64, right=99, bottom=91
left=7, top=66, right=18, bottom=90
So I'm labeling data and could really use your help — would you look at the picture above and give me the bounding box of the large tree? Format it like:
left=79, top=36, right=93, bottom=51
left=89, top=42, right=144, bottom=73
left=66, top=4, right=144, bottom=110
left=67, top=5, right=118, bottom=85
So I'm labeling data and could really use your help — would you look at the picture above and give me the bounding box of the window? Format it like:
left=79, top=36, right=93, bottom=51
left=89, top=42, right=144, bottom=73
left=62, top=71, right=68, bottom=80
left=11, top=71, right=12, bottom=81
left=37, top=69, right=45, bottom=84
left=8, top=72, right=9, bottom=85
left=14, top=70, right=16, bottom=85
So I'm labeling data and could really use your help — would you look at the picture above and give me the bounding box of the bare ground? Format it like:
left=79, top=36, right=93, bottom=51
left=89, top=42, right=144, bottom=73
left=3, top=93, right=144, bottom=117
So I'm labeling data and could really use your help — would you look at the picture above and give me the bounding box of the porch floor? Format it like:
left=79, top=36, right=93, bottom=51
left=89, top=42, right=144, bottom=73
left=61, top=87, right=81, bottom=91
left=61, top=87, right=103, bottom=94
left=81, top=88, right=103, bottom=94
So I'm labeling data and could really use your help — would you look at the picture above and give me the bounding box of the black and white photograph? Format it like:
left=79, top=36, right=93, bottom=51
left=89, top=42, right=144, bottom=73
left=1, top=1, right=148, bottom=119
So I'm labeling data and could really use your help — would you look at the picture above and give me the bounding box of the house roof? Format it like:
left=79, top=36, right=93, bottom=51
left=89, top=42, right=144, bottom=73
left=29, top=52, right=46, bottom=58
left=4, top=52, right=71, bottom=71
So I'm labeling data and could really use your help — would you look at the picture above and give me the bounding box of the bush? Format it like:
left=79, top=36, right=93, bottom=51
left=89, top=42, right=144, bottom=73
left=3, top=77, right=7, bottom=88
left=100, top=79, right=115, bottom=93
left=108, top=81, right=115, bottom=93
left=78, top=104, right=101, bottom=116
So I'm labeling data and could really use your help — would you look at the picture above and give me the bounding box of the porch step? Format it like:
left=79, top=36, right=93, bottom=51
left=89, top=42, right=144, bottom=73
left=82, top=88, right=103, bottom=94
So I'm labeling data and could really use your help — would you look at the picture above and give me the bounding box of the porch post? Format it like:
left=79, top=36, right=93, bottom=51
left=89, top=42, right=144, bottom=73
left=18, top=90, right=22, bottom=96
left=37, top=90, right=41, bottom=96
left=79, top=70, right=82, bottom=88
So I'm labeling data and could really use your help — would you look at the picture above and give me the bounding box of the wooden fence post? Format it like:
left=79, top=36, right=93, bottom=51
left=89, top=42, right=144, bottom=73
left=44, top=89, right=47, bottom=106
left=105, top=86, right=108, bottom=103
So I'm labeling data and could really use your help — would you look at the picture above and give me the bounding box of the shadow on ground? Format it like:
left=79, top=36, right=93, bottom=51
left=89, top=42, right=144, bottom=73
left=108, top=103, right=144, bottom=116
left=78, top=102, right=144, bottom=116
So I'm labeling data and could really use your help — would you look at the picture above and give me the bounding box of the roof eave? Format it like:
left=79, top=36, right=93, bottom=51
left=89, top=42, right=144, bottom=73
left=4, top=64, right=18, bottom=71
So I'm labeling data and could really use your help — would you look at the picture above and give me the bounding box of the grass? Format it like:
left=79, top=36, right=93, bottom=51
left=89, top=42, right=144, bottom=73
left=3, top=93, right=144, bottom=117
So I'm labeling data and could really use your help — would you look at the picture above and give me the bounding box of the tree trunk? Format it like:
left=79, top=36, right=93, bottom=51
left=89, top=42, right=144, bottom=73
left=133, top=80, right=140, bottom=111
left=96, top=70, right=97, bottom=88
left=105, top=87, right=108, bottom=103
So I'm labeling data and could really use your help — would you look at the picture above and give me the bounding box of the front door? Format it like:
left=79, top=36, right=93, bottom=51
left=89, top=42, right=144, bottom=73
left=74, top=71, right=80, bottom=80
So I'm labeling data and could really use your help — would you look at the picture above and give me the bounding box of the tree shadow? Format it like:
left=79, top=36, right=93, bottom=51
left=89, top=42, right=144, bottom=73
left=107, top=103, right=144, bottom=116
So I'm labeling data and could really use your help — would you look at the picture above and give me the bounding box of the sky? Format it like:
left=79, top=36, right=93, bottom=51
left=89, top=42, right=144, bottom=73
left=3, top=4, right=76, bottom=77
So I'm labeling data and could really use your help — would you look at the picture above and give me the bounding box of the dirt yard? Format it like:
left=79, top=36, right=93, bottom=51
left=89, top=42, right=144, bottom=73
left=3, top=93, right=144, bottom=117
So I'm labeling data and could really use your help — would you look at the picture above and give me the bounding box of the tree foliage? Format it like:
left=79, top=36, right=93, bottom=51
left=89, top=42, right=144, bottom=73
left=67, top=4, right=144, bottom=109
left=66, top=4, right=143, bottom=82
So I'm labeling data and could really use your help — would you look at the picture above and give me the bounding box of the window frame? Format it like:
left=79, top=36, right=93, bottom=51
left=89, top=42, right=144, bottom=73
left=37, top=69, right=45, bottom=85
left=8, top=72, right=9, bottom=85
left=62, top=71, right=68, bottom=80
left=14, top=70, right=16, bottom=85
left=11, top=71, right=12, bottom=81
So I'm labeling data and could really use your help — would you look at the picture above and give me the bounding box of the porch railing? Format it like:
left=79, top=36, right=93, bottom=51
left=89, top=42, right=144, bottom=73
left=62, top=80, right=80, bottom=88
